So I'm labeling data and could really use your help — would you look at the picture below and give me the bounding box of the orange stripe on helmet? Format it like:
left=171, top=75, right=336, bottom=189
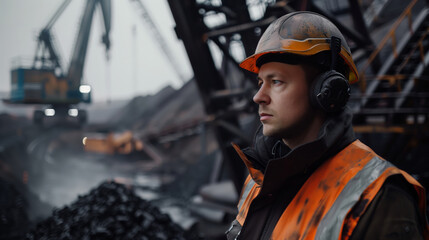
left=240, top=38, right=358, bottom=84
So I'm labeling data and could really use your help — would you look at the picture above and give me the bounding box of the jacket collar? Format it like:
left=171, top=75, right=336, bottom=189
left=238, top=107, right=356, bottom=195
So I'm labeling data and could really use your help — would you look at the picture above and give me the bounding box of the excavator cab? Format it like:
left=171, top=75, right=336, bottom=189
left=10, top=68, right=91, bottom=104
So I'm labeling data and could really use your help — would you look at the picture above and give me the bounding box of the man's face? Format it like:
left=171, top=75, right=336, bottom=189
left=254, top=62, right=315, bottom=140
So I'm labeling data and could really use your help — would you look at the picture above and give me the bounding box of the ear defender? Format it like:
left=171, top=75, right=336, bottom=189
left=310, top=70, right=351, bottom=112
left=310, top=36, right=351, bottom=113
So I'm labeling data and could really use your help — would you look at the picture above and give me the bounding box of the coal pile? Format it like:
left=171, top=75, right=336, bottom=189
left=0, top=178, right=29, bottom=239
left=26, top=181, right=200, bottom=240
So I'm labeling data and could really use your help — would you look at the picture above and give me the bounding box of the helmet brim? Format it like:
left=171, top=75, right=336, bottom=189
left=240, top=38, right=358, bottom=84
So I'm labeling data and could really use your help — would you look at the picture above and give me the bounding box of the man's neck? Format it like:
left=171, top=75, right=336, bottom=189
left=282, top=113, right=325, bottom=149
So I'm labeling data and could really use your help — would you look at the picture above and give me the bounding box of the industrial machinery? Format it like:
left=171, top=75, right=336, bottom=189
left=8, top=0, right=111, bottom=124
left=83, top=131, right=144, bottom=155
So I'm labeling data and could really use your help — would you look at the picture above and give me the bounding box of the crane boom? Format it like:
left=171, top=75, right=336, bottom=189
left=32, top=0, right=72, bottom=74
left=68, top=0, right=111, bottom=90
left=45, top=0, right=72, bottom=30
left=131, top=0, right=186, bottom=83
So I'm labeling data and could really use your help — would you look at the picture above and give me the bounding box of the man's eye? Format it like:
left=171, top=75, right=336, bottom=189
left=257, top=81, right=263, bottom=88
left=272, top=80, right=282, bottom=84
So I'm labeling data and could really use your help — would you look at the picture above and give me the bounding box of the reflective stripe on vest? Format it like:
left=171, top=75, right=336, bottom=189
left=238, top=177, right=256, bottom=211
left=236, top=175, right=261, bottom=225
left=315, top=156, right=392, bottom=239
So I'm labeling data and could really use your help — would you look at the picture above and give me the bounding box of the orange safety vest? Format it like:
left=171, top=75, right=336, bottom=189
left=233, top=140, right=429, bottom=239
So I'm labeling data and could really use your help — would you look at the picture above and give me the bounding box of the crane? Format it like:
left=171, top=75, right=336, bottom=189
left=8, top=0, right=111, bottom=124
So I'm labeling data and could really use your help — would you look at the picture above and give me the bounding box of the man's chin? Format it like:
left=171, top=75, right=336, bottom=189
left=262, top=125, right=295, bottom=139
left=262, top=126, right=281, bottom=138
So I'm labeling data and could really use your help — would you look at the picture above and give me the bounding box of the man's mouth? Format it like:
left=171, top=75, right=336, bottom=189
left=259, top=113, right=273, bottom=121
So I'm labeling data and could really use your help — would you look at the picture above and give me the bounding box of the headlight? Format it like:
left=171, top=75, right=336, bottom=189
left=44, top=109, right=55, bottom=116
left=79, top=85, right=91, bottom=94
left=68, top=109, right=79, bottom=117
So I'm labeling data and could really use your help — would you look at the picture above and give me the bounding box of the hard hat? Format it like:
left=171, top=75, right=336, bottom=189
left=240, top=11, right=358, bottom=83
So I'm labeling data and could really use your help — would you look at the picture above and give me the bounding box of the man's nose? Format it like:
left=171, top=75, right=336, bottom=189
left=253, top=86, right=270, bottom=105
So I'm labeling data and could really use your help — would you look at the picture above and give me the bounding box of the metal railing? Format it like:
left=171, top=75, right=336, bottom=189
left=358, top=0, right=420, bottom=91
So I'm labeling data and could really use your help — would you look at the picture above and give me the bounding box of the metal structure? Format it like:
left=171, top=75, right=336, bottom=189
left=167, top=0, right=429, bottom=191
left=353, top=0, right=429, bottom=123
left=9, top=0, right=111, bottom=124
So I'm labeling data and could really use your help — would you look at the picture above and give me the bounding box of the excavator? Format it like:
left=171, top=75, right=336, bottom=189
left=8, top=0, right=111, bottom=124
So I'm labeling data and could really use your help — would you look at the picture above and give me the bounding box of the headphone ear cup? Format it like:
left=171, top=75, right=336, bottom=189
left=310, top=70, right=350, bottom=113
left=310, top=72, right=327, bottom=110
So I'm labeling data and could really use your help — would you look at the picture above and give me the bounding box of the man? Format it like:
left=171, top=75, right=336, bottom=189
left=226, top=11, right=429, bottom=239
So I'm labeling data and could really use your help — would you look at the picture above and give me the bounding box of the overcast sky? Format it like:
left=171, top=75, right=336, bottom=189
left=0, top=0, right=193, bottom=102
